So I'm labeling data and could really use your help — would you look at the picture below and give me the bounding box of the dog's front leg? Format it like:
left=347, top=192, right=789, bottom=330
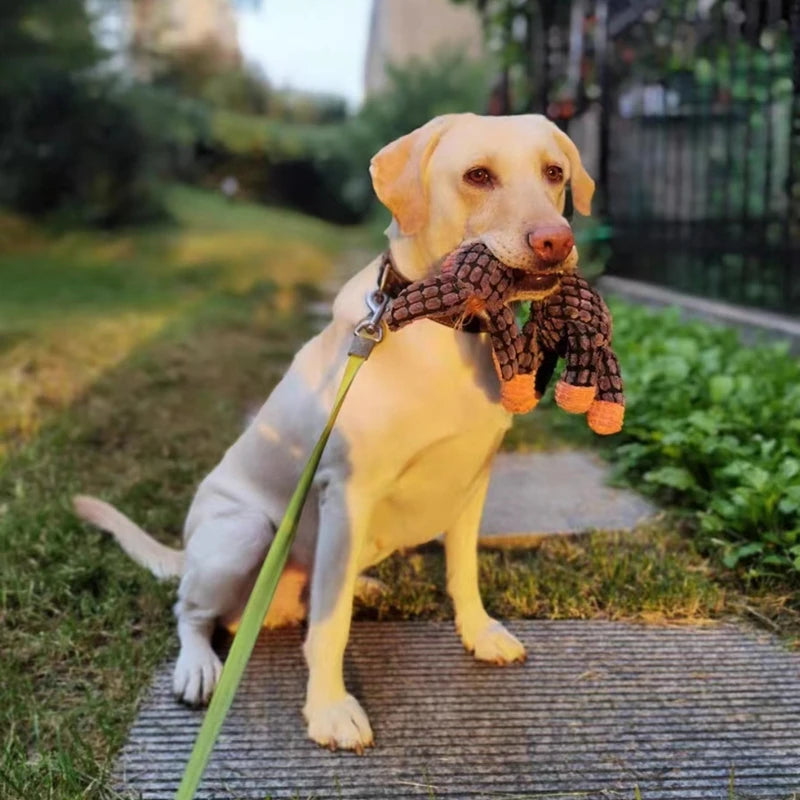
left=303, top=479, right=373, bottom=753
left=445, top=468, right=526, bottom=665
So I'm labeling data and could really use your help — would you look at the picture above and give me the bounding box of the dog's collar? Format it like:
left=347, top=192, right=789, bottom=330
left=377, top=250, right=413, bottom=299
left=378, top=250, right=484, bottom=334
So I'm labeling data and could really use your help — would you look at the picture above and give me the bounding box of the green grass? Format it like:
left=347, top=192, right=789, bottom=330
left=0, top=190, right=795, bottom=799
left=360, top=521, right=725, bottom=624
left=0, top=186, right=363, bottom=799
left=0, top=184, right=364, bottom=453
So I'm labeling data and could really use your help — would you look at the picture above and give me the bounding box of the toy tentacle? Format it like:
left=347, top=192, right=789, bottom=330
left=594, top=347, right=624, bottom=405
left=520, top=317, right=538, bottom=371
left=485, top=305, right=522, bottom=382
left=516, top=345, right=538, bottom=375
left=519, top=316, right=556, bottom=396
left=561, top=328, right=598, bottom=388
left=550, top=324, right=598, bottom=414
left=387, top=275, right=472, bottom=330
left=586, top=346, right=625, bottom=435
left=485, top=306, right=537, bottom=414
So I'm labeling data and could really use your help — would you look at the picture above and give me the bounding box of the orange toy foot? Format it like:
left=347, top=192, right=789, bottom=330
left=500, top=373, right=539, bottom=414
left=586, top=400, right=624, bottom=435
left=554, top=381, right=596, bottom=414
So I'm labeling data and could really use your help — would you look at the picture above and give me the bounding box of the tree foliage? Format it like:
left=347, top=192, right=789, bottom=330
left=185, top=49, right=492, bottom=223
left=0, top=0, right=163, bottom=225
left=0, top=0, right=100, bottom=90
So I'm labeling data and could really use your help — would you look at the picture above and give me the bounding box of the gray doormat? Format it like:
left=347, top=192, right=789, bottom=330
left=118, top=621, right=800, bottom=800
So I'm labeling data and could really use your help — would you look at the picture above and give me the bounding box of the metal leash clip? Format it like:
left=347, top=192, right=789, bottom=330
left=348, top=263, right=391, bottom=358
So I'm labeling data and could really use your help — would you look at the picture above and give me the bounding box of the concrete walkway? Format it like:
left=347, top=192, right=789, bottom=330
left=118, top=621, right=800, bottom=799
left=481, top=451, right=655, bottom=545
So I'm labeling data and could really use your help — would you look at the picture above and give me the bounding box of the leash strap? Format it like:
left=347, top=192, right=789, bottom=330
left=175, top=298, right=385, bottom=799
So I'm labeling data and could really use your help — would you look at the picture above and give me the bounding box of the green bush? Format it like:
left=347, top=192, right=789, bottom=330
left=0, top=0, right=166, bottom=226
left=357, top=50, right=492, bottom=151
left=186, top=50, right=493, bottom=224
left=187, top=111, right=366, bottom=222
left=0, top=72, right=165, bottom=226
left=605, top=301, right=800, bottom=578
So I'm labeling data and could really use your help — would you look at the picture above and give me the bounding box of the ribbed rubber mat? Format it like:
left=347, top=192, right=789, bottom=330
left=118, top=621, right=800, bottom=799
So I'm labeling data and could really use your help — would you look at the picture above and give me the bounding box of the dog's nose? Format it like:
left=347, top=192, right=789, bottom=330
left=527, top=226, right=574, bottom=265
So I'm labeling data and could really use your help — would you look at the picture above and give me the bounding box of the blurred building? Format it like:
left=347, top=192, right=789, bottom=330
left=364, top=0, right=484, bottom=96
left=125, top=0, right=241, bottom=79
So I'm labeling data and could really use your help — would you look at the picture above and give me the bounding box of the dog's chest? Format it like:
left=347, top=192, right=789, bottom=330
left=362, top=427, right=500, bottom=564
left=343, top=323, right=510, bottom=565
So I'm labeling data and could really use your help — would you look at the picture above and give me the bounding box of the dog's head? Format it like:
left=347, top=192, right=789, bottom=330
left=370, top=113, right=594, bottom=292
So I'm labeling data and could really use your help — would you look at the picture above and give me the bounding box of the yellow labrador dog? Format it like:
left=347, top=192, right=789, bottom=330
left=74, top=113, right=594, bottom=752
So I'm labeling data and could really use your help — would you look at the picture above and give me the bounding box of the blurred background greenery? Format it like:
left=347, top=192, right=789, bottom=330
left=0, top=0, right=493, bottom=227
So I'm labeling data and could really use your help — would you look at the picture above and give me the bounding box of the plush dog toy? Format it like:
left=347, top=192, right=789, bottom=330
left=386, top=241, right=624, bottom=435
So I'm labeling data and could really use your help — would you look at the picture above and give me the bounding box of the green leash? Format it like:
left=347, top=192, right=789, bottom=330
left=174, top=285, right=388, bottom=800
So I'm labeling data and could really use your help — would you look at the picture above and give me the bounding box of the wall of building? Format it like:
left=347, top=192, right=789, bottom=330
left=364, top=0, right=484, bottom=96
left=128, top=0, right=240, bottom=79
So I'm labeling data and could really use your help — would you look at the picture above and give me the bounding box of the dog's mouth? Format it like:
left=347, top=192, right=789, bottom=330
left=510, top=248, right=580, bottom=300
left=512, top=269, right=562, bottom=294
left=439, top=239, right=576, bottom=302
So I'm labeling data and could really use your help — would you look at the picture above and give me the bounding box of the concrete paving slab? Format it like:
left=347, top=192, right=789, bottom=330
left=118, top=620, right=800, bottom=800
left=480, top=451, right=656, bottom=545
left=598, top=275, right=800, bottom=354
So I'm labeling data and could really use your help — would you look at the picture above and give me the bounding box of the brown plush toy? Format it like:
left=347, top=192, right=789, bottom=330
left=386, top=241, right=625, bottom=435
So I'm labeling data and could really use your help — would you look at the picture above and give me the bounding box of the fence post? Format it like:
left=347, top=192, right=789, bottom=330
left=595, top=0, right=610, bottom=217
left=539, top=1, right=553, bottom=114
left=789, top=0, right=800, bottom=244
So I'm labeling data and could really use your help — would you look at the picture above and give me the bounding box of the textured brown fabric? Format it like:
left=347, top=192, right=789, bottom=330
left=526, top=273, right=624, bottom=405
left=387, top=242, right=523, bottom=379
left=385, top=242, right=625, bottom=431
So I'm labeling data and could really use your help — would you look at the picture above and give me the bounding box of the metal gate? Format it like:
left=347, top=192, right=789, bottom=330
left=598, top=0, right=800, bottom=313
left=487, top=0, right=800, bottom=314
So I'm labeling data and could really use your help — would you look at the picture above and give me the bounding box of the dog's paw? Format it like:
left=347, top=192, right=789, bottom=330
left=460, top=617, right=526, bottom=665
left=304, top=694, right=374, bottom=754
left=173, top=645, right=223, bottom=706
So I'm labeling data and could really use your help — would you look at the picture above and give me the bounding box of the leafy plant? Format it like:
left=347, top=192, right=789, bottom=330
left=602, top=301, right=800, bottom=579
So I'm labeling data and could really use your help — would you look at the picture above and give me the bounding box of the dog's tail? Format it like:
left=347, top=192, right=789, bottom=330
left=72, top=495, right=184, bottom=579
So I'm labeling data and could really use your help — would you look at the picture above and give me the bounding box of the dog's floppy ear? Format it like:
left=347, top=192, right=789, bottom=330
left=370, top=115, right=458, bottom=236
left=550, top=124, right=595, bottom=216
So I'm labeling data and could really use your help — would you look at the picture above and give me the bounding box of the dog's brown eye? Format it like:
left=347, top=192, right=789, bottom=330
left=544, top=165, right=564, bottom=183
left=464, top=167, right=493, bottom=187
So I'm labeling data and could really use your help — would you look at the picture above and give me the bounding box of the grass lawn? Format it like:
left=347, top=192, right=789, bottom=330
left=0, top=187, right=793, bottom=799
